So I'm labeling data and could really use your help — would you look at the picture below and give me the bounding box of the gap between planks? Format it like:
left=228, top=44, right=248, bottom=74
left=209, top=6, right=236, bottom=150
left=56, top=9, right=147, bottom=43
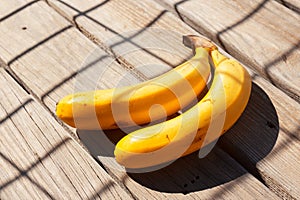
left=2, top=61, right=139, bottom=199
left=0, top=68, right=133, bottom=199
left=44, top=0, right=149, bottom=82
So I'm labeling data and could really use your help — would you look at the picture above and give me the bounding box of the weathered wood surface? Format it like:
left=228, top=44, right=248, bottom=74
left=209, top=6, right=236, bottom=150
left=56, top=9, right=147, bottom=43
left=0, top=1, right=94, bottom=98
left=158, top=0, right=300, bottom=102
left=0, top=68, right=132, bottom=199
left=1, top=0, right=300, bottom=199
left=46, top=0, right=300, bottom=199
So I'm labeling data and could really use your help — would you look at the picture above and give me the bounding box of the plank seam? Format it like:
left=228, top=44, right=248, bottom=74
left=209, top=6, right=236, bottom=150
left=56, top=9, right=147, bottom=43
left=44, top=0, right=148, bottom=82
left=4, top=49, right=136, bottom=200
left=217, top=139, right=297, bottom=200
left=0, top=107, right=64, bottom=199
left=0, top=58, right=6, bottom=68
left=0, top=0, right=41, bottom=23
left=99, top=167, right=138, bottom=200
left=260, top=170, right=297, bottom=200
left=1, top=2, right=142, bottom=196
left=154, top=0, right=228, bottom=51
left=75, top=24, right=149, bottom=82
left=4, top=65, right=85, bottom=151
left=4, top=68, right=31, bottom=95
left=275, top=0, right=300, bottom=14
left=1, top=68, right=131, bottom=198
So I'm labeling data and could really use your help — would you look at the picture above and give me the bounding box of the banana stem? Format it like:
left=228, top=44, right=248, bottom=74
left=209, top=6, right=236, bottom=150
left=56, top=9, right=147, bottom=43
left=182, top=35, right=217, bottom=54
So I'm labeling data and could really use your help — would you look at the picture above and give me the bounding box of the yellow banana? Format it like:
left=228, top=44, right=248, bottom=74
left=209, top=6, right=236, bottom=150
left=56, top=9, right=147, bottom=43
left=56, top=44, right=211, bottom=130
left=114, top=36, right=252, bottom=169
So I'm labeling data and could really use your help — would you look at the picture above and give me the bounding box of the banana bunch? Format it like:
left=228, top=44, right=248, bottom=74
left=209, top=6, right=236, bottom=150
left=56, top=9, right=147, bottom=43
left=56, top=35, right=252, bottom=169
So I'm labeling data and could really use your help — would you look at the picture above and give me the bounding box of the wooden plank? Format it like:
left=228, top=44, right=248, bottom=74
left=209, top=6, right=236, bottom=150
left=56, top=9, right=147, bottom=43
left=0, top=68, right=132, bottom=199
left=158, top=0, right=300, bottom=102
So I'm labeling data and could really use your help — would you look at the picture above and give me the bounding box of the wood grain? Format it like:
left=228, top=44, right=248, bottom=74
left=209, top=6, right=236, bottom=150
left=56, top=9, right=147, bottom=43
left=159, top=0, right=300, bottom=102
left=0, top=1, right=92, bottom=97
left=0, top=68, right=132, bottom=199
left=0, top=0, right=34, bottom=21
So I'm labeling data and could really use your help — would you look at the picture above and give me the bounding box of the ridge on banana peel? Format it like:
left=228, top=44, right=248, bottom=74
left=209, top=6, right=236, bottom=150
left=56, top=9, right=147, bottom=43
left=56, top=41, right=211, bottom=130
left=114, top=35, right=252, bottom=169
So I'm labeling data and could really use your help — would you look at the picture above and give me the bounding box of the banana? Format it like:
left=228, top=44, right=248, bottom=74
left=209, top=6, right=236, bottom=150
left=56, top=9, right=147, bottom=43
left=56, top=44, right=211, bottom=130
left=114, top=35, right=252, bottom=169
